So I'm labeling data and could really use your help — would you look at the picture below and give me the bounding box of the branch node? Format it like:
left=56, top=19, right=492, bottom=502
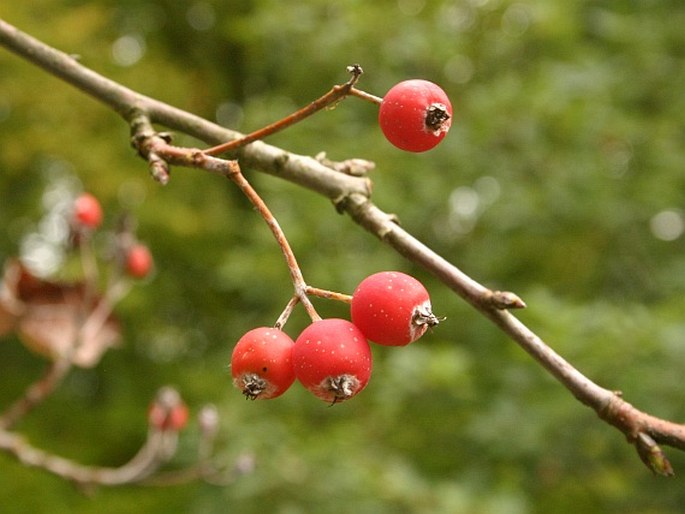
left=147, top=153, right=171, bottom=185
left=486, top=290, right=527, bottom=310
left=332, top=193, right=352, bottom=214
left=636, top=432, right=675, bottom=477
left=273, top=153, right=290, bottom=172
left=157, top=131, right=173, bottom=144
left=129, top=111, right=173, bottom=184
left=6, top=15, right=685, bottom=477
left=314, top=152, right=376, bottom=177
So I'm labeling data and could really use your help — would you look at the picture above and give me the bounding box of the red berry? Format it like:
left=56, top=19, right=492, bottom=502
left=292, top=319, right=372, bottom=403
left=231, top=327, right=296, bottom=400
left=73, top=193, right=103, bottom=229
left=351, top=271, right=440, bottom=346
left=378, top=79, right=453, bottom=152
left=126, top=244, right=153, bottom=278
left=148, top=387, right=189, bottom=431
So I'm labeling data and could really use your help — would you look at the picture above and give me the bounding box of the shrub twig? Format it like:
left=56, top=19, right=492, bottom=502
left=0, top=17, right=681, bottom=477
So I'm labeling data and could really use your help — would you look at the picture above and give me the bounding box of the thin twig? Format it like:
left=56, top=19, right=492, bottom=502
left=2, top=18, right=684, bottom=475
left=306, top=286, right=353, bottom=304
left=274, top=295, right=300, bottom=329
left=131, top=119, right=322, bottom=323
left=0, top=426, right=178, bottom=485
left=203, top=64, right=366, bottom=156
left=224, top=163, right=322, bottom=323
left=349, top=87, right=383, bottom=105
left=0, top=268, right=129, bottom=430
left=0, top=358, right=72, bottom=430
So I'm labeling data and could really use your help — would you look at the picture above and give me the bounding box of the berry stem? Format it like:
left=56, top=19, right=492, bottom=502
left=274, top=288, right=352, bottom=328
left=305, top=286, right=352, bottom=304
left=225, top=161, right=321, bottom=323
left=274, top=294, right=300, bottom=329
left=204, top=65, right=374, bottom=156
left=349, top=87, right=383, bottom=105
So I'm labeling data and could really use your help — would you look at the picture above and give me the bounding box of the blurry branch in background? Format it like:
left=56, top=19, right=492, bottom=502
left=0, top=239, right=249, bottom=487
left=0, top=385, right=250, bottom=487
left=0, top=18, right=682, bottom=478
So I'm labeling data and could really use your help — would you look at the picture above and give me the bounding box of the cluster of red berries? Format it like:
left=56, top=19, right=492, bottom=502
left=72, top=192, right=154, bottom=279
left=231, top=271, right=441, bottom=404
left=378, top=79, right=453, bottom=153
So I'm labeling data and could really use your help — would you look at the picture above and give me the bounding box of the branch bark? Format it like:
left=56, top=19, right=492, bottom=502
left=0, top=17, right=682, bottom=477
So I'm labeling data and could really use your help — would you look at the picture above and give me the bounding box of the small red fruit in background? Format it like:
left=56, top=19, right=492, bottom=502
left=292, top=318, right=372, bottom=403
left=231, top=327, right=296, bottom=400
left=351, top=271, right=440, bottom=346
left=148, top=387, right=189, bottom=431
left=378, top=79, right=453, bottom=152
left=73, top=193, right=103, bottom=229
left=126, top=244, right=153, bottom=278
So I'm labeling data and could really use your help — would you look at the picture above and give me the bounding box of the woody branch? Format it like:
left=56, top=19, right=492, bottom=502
left=0, top=18, right=682, bottom=476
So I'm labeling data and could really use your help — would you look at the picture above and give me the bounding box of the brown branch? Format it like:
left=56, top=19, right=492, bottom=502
left=203, top=64, right=366, bottom=156
left=131, top=115, right=321, bottom=324
left=224, top=162, right=322, bottom=323
left=0, top=19, right=371, bottom=202
left=1, top=18, right=683, bottom=476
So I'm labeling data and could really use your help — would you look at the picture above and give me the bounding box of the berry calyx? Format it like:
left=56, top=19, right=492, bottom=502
left=125, top=243, right=154, bottom=278
left=231, top=327, right=296, bottom=400
left=378, top=79, right=453, bottom=152
left=73, top=193, right=103, bottom=229
left=350, top=271, right=440, bottom=346
left=292, top=318, right=372, bottom=403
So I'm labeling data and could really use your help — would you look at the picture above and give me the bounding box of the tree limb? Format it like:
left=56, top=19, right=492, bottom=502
left=1, top=17, right=682, bottom=476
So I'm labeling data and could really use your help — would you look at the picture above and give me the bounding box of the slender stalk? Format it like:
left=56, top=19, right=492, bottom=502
left=274, top=295, right=300, bottom=329
left=0, top=269, right=129, bottom=430
left=223, top=161, right=321, bottom=323
left=0, top=359, right=72, bottom=430
left=132, top=119, right=323, bottom=324
left=0, top=424, right=177, bottom=485
left=306, top=286, right=353, bottom=304
left=349, top=87, right=383, bottom=105
left=2, top=17, right=684, bottom=475
left=203, top=65, right=365, bottom=156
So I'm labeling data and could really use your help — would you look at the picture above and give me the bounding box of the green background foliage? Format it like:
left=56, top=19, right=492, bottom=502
left=1, top=0, right=685, bottom=512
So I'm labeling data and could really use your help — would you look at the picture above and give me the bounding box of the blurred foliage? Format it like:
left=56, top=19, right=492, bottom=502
left=1, top=0, right=685, bottom=512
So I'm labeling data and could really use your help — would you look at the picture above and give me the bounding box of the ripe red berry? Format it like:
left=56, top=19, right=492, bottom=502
left=378, top=79, right=453, bottom=152
left=126, top=244, right=153, bottom=278
left=231, top=327, right=296, bottom=400
left=292, top=318, right=372, bottom=403
left=351, top=271, right=440, bottom=346
left=73, top=193, right=103, bottom=229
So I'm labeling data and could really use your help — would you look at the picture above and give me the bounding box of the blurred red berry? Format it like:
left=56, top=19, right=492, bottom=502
left=73, top=193, right=103, bottom=229
left=126, top=244, right=153, bottom=278
left=148, top=387, right=189, bottom=431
